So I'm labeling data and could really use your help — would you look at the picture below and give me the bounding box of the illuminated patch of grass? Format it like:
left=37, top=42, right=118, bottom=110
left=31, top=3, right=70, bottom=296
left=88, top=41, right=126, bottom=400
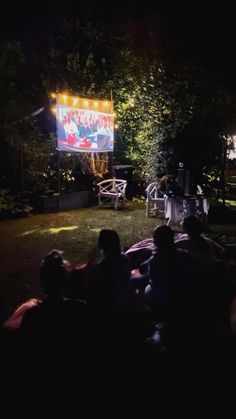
left=21, top=225, right=79, bottom=236
left=218, top=199, right=236, bottom=208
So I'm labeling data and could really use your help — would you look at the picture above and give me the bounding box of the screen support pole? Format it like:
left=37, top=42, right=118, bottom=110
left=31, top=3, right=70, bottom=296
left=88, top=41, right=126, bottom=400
left=108, top=152, right=114, bottom=177
left=57, top=149, right=61, bottom=211
left=109, top=89, right=114, bottom=177
left=90, top=152, right=95, bottom=174
left=20, top=141, right=24, bottom=193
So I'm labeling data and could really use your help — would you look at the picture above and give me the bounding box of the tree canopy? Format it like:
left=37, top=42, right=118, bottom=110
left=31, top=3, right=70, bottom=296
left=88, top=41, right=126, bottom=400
left=1, top=16, right=236, bottom=195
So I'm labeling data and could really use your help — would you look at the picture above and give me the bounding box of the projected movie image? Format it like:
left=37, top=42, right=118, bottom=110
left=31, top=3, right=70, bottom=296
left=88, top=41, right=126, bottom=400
left=56, top=100, right=114, bottom=153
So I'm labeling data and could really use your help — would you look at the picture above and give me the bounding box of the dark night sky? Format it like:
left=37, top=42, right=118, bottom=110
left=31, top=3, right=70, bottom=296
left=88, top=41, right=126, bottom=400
left=1, top=1, right=236, bottom=90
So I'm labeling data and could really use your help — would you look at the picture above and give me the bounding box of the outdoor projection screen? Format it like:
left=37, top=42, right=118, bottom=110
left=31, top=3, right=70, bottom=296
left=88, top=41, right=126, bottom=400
left=56, top=94, right=114, bottom=153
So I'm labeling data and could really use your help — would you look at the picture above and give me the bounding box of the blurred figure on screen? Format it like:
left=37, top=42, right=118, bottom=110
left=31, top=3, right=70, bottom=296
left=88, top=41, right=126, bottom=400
left=79, top=115, right=92, bottom=139
left=64, top=115, right=79, bottom=145
left=57, top=106, right=66, bottom=142
left=98, top=116, right=112, bottom=137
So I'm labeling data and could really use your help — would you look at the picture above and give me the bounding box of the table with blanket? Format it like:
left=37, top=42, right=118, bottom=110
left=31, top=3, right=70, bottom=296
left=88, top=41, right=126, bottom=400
left=164, top=195, right=209, bottom=226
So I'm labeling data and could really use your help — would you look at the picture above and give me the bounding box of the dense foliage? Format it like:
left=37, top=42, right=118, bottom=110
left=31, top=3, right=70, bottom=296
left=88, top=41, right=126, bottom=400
left=1, top=17, right=236, bottom=201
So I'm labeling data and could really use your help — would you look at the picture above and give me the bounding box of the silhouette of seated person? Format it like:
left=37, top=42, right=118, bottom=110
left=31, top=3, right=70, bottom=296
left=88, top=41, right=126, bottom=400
left=142, top=225, right=232, bottom=358
left=145, top=225, right=197, bottom=325
left=77, top=229, right=148, bottom=348
left=87, top=229, right=133, bottom=314
left=176, top=216, right=223, bottom=268
left=20, top=249, right=89, bottom=351
left=177, top=217, right=236, bottom=338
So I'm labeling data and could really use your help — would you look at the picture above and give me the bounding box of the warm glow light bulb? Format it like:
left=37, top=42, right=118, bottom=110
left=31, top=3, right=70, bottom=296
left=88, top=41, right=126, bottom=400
left=129, top=98, right=135, bottom=106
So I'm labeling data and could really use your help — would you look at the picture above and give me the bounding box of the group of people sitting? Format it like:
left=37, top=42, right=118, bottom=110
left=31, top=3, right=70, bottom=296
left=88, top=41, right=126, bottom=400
left=1, top=216, right=236, bottom=385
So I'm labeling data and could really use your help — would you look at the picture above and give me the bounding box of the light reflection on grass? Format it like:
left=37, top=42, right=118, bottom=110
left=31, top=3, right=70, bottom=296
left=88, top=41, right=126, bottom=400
left=89, top=227, right=101, bottom=233
left=218, top=199, right=236, bottom=208
left=21, top=225, right=79, bottom=236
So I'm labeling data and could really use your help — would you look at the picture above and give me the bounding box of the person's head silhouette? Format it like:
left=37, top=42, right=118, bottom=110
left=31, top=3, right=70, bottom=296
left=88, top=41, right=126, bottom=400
left=98, top=229, right=121, bottom=257
left=39, top=249, right=69, bottom=298
left=153, top=225, right=175, bottom=253
left=183, top=216, right=203, bottom=239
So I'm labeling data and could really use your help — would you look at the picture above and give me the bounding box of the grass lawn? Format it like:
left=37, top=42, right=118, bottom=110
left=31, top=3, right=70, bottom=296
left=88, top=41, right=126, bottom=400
left=0, top=200, right=236, bottom=318
left=0, top=201, right=161, bottom=317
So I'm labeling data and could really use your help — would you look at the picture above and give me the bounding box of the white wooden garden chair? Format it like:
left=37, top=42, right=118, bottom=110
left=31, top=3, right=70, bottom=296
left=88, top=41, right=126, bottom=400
left=97, top=179, right=127, bottom=210
left=145, top=182, right=165, bottom=217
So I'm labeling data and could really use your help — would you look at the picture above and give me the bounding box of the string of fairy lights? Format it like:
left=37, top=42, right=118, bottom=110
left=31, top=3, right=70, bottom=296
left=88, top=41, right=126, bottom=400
left=50, top=92, right=118, bottom=128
